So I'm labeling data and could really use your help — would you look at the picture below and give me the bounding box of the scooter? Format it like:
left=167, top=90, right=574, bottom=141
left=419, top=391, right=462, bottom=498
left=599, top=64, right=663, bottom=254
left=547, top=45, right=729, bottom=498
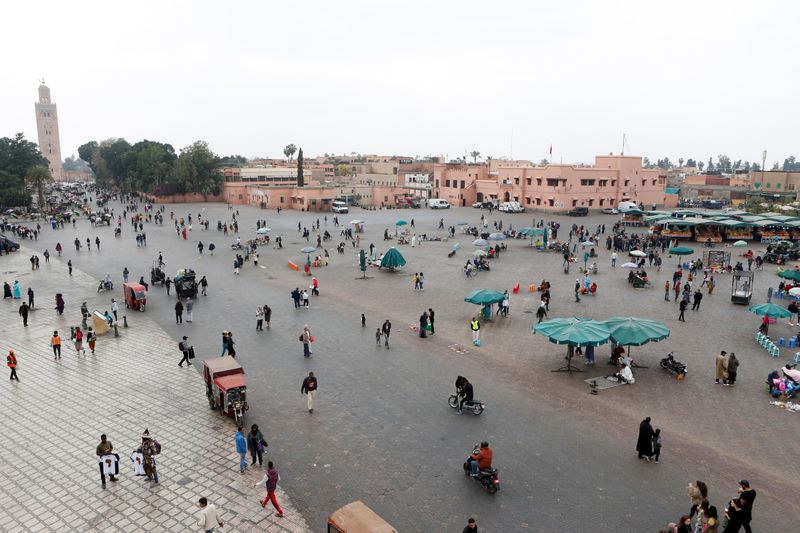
left=97, top=280, right=114, bottom=293
left=448, top=394, right=485, bottom=415
left=659, top=351, right=687, bottom=379
left=463, top=446, right=499, bottom=494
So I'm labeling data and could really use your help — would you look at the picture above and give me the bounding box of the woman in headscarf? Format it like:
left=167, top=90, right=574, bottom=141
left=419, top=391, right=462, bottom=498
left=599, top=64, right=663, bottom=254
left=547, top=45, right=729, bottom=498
left=636, top=417, right=654, bottom=460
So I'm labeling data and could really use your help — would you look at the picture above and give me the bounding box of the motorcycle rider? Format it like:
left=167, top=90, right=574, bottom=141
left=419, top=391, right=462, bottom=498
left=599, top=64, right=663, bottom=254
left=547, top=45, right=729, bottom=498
left=103, top=273, right=113, bottom=290
left=457, top=377, right=474, bottom=415
left=469, top=441, right=493, bottom=477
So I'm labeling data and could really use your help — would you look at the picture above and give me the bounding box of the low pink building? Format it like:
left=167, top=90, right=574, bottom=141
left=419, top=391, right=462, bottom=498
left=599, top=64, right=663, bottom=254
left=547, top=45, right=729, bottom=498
left=487, top=155, right=666, bottom=211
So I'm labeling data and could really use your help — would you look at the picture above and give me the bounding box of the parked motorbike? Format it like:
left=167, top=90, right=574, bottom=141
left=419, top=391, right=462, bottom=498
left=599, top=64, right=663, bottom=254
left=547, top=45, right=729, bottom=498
left=448, top=394, right=485, bottom=415
left=659, top=351, right=687, bottom=379
left=97, top=280, right=114, bottom=293
left=463, top=446, right=499, bottom=494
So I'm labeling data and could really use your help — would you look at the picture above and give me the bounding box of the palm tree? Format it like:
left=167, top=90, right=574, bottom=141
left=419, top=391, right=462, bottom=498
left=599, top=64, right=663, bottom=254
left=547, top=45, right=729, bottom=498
left=470, top=150, right=481, bottom=163
left=283, top=144, right=297, bottom=162
left=26, top=165, right=53, bottom=212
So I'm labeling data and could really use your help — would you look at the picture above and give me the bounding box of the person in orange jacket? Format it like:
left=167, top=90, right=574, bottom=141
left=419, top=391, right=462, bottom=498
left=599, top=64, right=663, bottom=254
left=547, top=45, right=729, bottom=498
left=469, top=441, right=493, bottom=477
left=7, top=349, right=19, bottom=381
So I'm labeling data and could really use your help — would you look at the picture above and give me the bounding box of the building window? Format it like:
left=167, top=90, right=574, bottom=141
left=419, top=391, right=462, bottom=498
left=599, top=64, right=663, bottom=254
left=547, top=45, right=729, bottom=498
left=766, top=183, right=771, bottom=188
left=445, top=180, right=450, bottom=187
left=652, top=179, right=657, bottom=186
left=548, top=199, right=554, bottom=207
left=611, top=180, right=617, bottom=187
left=776, top=183, right=781, bottom=189
left=525, top=197, right=531, bottom=204
left=572, top=199, right=578, bottom=207
left=238, top=194, right=243, bottom=199
left=580, top=179, right=596, bottom=186
left=546, top=178, right=559, bottom=187
left=536, top=178, right=542, bottom=186
left=536, top=198, right=541, bottom=206
left=599, top=199, right=605, bottom=206
left=460, top=180, right=465, bottom=189
left=514, top=178, right=519, bottom=185
left=588, top=198, right=594, bottom=206
left=280, top=197, right=284, bottom=203
left=384, top=196, right=388, bottom=202
left=526, top=178, right=531, bottom=185
left=624, top=180, right=630, bottom=187
left=599, top=180, right=608, bottom=187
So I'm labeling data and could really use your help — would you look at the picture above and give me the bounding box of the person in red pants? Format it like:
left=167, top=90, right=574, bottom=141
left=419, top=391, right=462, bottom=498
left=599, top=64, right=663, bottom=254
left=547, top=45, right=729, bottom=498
left=254, top=461, right=283, bottom=517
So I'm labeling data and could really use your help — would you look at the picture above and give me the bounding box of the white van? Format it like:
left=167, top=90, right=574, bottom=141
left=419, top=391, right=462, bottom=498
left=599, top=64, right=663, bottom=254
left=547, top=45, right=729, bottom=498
left=428, top=199, right=451, bottom=209
left=617, top=201, right=639, bottom=212
left=498, top=201, right=524, bottom=213
left=331, top=201, right=349, bottom=214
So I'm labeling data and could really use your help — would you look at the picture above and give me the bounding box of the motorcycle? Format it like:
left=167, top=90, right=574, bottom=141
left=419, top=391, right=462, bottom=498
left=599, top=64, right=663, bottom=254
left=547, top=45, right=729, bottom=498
left=448, top=394, right=485, bottom=415
left=97, top=280, right=114, bottom=293
left=463, top=446, right=499, bottom=494
left=659, top=351, right=687, bottom=379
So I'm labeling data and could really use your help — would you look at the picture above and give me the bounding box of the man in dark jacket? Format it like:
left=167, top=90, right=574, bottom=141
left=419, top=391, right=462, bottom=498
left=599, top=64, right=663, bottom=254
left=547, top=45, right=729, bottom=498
left=18, top=301, right=29, bottom=327
left=458, top=379, right=474, bottom=415
left=301, top=372, right=318, bottom=413
left=692, top=289, right=703, bottom=311
left=381, top=320, right=391, bottom=348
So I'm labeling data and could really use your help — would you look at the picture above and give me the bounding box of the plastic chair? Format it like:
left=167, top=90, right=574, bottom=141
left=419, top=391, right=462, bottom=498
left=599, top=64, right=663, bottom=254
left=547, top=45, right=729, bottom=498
left=771, top=346, right=780, bottom=357
left=794, top=353, right=800, bottom=363
left=779, top=338, right=786, bottom=347
left=788, top=338, right=797, bottom=349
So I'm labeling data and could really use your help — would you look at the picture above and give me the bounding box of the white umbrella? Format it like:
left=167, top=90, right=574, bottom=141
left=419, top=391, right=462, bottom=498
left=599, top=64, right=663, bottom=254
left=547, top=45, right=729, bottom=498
left=349, top=220, right=364, bottom=224
left=582, top=241, right=595, bottom=246
left=255, top=227, right=271, bottom=234
left=789, top=287, right=800, bottom=296
left=473, top=239, right=488, bottom=246
left=629, top=250, right=646, bottom=257
left=473, top=249, right=488, bottom=257
left=621, top=262, right=639, bottom=268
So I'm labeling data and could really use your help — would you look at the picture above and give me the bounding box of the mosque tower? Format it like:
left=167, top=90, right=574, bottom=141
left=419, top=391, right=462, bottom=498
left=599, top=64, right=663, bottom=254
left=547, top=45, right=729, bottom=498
left=34, top=80, right=63, bottom=180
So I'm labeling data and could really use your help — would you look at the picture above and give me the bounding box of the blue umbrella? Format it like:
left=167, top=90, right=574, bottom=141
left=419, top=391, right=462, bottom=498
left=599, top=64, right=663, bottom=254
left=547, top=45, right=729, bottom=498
left=473, top=239, right=488, bottom=246
left=301, top=246, right=316, bottom=254
left=488, top=233, right=505, bottom=241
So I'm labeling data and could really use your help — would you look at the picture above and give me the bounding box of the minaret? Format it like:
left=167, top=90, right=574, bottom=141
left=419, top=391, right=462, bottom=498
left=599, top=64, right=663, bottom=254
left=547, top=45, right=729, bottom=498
left=34, top=80, right=63, bottom=180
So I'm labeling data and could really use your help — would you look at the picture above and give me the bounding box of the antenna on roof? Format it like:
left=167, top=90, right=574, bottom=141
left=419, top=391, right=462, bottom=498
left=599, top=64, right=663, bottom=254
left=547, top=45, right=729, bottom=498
left=621, top=133, right=626, bottom=156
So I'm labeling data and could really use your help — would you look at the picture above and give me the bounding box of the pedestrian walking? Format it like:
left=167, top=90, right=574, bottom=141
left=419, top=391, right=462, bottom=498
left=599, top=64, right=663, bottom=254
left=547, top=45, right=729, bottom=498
left=68, top=260, right=73, bottom=276
left=123, top=267, right=129, bottom=283
left=300, top=325, right=311, bottom=357
left=225, top=332, right=236, bottom=357
left=185, top=298, right=194, bottom=323
left=27, top=287, right=34, bottom=308
left=715, top=351, right=728, bottom=384
left=651, top=429, right=662, bottom=463
left=707, top=276, right=715, bottom=295
left=96, top=434, right=118, bottom=487
left=235, top=426, right=248, bottom=472
left=140, top=430, right=165, bottom=483
left=301, top=372, right=318, bottom=413
left=419, top=312, right=428, bottom=338
left=247, top=424, right=267, bottom=466
left=18, top=301, right=29, bottom=327
left=725, top=353, right=739, bottom=387
left=428, top=308, right=436, bottom=334
left=220, top=332, right=229, bottom=356
left=574, top=278, right=581, bottom=302
left=611, top=252, right=617, bottom=267
left=665, top=280, right=670, bottom=301
left=51, top=331, right=61, bottom=360
left=463, top=518, right=478, bottom=532
left=111, top=298, right=119, bottom=321
left=723, top=479, right=756, bottom=533
left=195, top=497, right=224, bottom=532
left=73, top=326, right=86, bottom=355
left=302, top=289, right=309, bottom=307
left=200, top=276, right=208, bottom=296
left=376, top=328, right=382, bottom=345
left=674, top=280, right=681, bottom=302
left=178, top=336, right=193, bottom=367
left=381, top=319, right=391, bottom=348
left=361, top=313, right=366, bottom=327
left=692, top=289, right=703, bottom=310
left=175, top=300, right=184, bottom=323
left=470, top=317, right=480, bottom=345
left=165, top=277, right=172, bottom=295
left=256, top=306, right=264, bottom=331
left=636, top=416, right=654, bottom=460
left=7, top=349, right=19, bottom=381
left=254, top=461, right=283, bottom=517
left=264, top=304, right=271, bottom=328
left=536, top=299, right=547, bottom=323
left=87, top=327, right=96, bottom=354
left=679, top=299, right=687, bottom=322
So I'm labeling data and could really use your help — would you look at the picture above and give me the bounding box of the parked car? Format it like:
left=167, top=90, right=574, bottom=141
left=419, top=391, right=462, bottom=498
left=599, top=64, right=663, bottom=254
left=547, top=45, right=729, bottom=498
left=601, top=208, right=619, bottom=214
left=567, top=207, right=589, bottom=216
left=472, top=202, right=483, bottom=208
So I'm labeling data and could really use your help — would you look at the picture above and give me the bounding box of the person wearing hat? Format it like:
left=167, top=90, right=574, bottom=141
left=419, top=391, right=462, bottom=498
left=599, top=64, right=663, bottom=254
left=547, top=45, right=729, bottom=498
left=141, top=429, right=160, bottom=483
left=7, top=349, right=18, bottom=381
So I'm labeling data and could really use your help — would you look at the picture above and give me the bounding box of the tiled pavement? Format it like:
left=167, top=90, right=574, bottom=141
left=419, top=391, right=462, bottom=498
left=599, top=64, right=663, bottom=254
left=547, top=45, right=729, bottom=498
left=0, top=248, right=310, bottom=532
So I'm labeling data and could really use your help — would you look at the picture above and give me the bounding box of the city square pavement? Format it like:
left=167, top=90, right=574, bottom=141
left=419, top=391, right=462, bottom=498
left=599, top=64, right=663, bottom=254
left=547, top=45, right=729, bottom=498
left=5, top=200, right=799, bottom=532
left=0, top=250, right=309, bottom=532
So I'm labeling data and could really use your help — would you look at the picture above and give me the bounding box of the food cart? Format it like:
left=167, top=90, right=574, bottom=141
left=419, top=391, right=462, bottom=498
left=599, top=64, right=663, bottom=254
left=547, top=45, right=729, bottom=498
left=731, top=270, right=754, bottom=304
left=327, top=501, right=397, bottom=533
left=203, top=356, right=248, bottom=424
left=174, top=268, right=198, bottom=298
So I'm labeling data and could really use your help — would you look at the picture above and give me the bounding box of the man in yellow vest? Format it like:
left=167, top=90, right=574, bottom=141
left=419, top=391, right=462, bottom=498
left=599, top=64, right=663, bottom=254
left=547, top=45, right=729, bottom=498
left=470, top=318, right=481, bottom=345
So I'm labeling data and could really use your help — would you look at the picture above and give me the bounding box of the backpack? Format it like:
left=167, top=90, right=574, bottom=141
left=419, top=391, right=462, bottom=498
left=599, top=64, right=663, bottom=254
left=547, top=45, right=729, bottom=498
left=178, top=341, right=185, bottom=352
left=298, top=334, right=304, bottom=342
left=153, top=440, right=162, bottom=454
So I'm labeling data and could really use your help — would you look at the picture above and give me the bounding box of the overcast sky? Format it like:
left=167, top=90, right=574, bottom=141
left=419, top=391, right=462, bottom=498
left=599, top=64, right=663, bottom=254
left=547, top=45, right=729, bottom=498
left=1, top=0, right=797, bottom=166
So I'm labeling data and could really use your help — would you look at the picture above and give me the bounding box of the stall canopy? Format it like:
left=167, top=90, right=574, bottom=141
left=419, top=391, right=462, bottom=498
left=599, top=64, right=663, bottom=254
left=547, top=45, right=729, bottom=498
left=748, top=303, right=791, bottom=318
left=464, top=289, right=505, bottom=305
left=601, top=317, right=670, bottom=346
left=777, top=269, right=800, bottom=282
left=379, top=247, right=406, bottom=270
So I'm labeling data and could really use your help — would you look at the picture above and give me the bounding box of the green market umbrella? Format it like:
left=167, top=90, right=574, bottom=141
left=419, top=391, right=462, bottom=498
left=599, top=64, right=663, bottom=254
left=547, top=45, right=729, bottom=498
left=379, top=247, right=406, bottom=270
left=777, top=269, right=800, bottom=282
left=473, top=249, right=488, bottom=257
left=532, top=317, right=611, bottom=373
left=601, top=317, right=670, bottom=346
left=748, top=302, right=791, bottom=318
left=669, top=246, right=694, bottom=266
left=395, top=220, right=407, bottom=226
left=519, top=227, right=540, bottom=236
left=464, top=289, right=505, bottom=305
left=733, top=240, right=747, bottom=247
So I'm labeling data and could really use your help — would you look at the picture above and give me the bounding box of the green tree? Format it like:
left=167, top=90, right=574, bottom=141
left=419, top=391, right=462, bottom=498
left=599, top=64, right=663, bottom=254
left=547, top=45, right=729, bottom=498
left=642, top=157, right=652, bottom=168
left=283, top=144, right=297, bottom=161
left=717, top=154, right=731, bottom=171
left=127, top=140, right=176, bottom=192
left=686, top=158, right=696, bottom=167
left=25, top=165, right=53, bottom=210
left=171, top=141, right=220, bottom=197
left=296, top=147, right=304, bottom=187
left=0, top=133, right=48, bottom=179
left=470, top=150, right=481, bottom=163
left=0, top=170, right=29, bottom=207
left=707, top=158, right=714, bottom=171
left=698, top=161, right=705, bottom=172
left=678, top=157, right=684, bottom=167
left=539, top=158, right=549, bottom=165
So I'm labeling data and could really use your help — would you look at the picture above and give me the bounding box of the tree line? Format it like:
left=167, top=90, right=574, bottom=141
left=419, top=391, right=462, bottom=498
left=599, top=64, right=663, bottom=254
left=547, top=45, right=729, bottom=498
left=77, top=138, right=225, bottom=197
left=0, top=133, right=53, bottom=208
